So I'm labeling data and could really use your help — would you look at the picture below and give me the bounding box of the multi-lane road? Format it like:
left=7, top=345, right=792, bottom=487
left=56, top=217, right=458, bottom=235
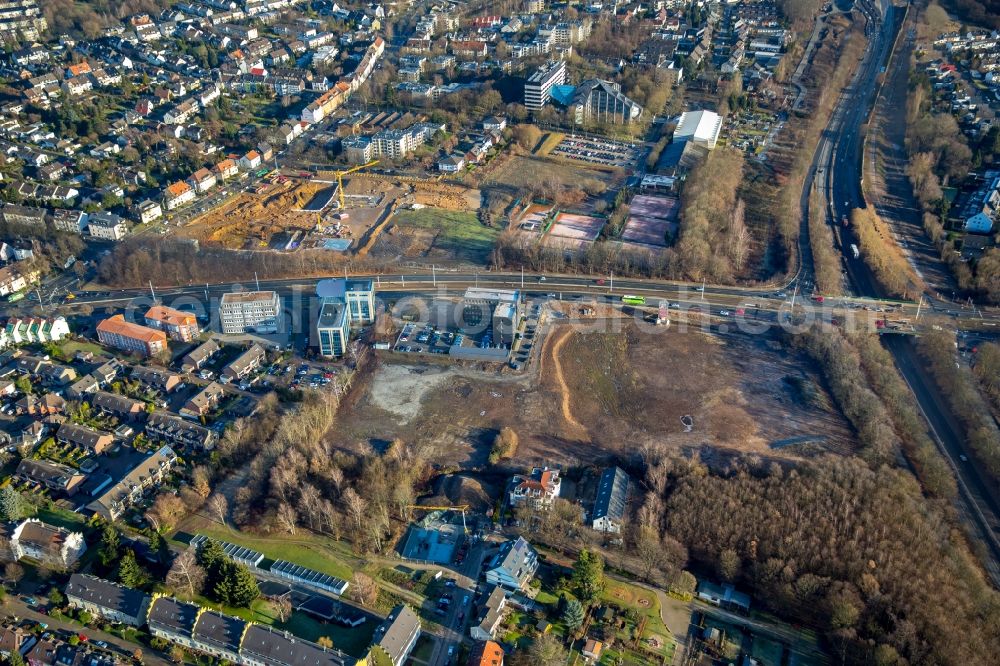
left=809, top=0, right=1000, bottom=583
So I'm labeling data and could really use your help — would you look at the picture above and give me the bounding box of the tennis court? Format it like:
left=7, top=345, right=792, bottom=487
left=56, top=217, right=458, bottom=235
left=622, top=195, right=679, bottom=247
left=548, top=212, right=605, bottom=241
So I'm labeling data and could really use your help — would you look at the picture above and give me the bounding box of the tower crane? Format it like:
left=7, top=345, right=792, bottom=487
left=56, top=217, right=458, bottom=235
left=315, top=160, right=379, bottom=231
left=334, top=160, right=379, bottom=209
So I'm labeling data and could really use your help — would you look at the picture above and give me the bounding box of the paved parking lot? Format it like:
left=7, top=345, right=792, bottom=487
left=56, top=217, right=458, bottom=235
left=551, top=135, right=645, bottom=167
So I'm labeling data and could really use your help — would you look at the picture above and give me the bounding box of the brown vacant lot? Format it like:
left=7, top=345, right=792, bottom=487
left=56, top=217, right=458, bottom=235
left=327, top=324, right=857, bottom=468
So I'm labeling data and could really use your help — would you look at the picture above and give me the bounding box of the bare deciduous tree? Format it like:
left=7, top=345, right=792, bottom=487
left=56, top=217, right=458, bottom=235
left=166, top=550, right=206, bottom=599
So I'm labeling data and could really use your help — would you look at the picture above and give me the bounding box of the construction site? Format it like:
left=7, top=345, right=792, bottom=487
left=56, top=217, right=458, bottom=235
left=177, top=169, right=483, bottom=259
left=327, top=322, right=859, bottom=470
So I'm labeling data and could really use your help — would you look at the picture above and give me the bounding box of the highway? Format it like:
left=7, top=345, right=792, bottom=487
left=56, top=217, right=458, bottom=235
left=811, top=0, right=1000, bottom=584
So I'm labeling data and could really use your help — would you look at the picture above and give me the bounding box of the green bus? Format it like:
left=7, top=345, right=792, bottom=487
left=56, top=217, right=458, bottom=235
left=621, top=295, right=645, bottom=305
left=7, top=291, right=25, bottom=303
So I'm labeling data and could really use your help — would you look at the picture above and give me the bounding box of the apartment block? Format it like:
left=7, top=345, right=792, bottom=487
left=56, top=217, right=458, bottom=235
left=145, top=305, right=200, bottom=342
left=96, top=314, right=168, bottom=357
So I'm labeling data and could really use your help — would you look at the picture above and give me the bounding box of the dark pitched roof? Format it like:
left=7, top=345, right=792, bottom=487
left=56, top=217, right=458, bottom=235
left=372, top=604, right=420, bottom=664
left=147, top=597, right=199, bottom=638
left=66, top=574, right=151, bottom=619
left=193, top=610, right=246, bottom=653
left=592, top=466, right=629, bottom=522
left=240, top=625, right=354, bottom=666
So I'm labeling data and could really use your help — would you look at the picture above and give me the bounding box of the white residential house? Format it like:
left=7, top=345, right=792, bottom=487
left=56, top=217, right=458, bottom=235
left=87, top=212, right=128, bottom=241
left=163, top=181, right=196, bottom=210
left=238, top=150, right=262, bottom=170
left=10, top=519, right=87, bottom=569
left=508, top=467, right=561, bottom=509
left=135, top=200, right=163, bottom=223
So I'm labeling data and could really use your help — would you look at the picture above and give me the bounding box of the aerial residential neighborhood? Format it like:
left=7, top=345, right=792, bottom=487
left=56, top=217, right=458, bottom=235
left=0, top=0, right=999, bottom=665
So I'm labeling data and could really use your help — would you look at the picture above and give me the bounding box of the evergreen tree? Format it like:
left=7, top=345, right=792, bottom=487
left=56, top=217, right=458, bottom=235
left=98, top=523, right=120, bottom=568
left=0, top=486, right=27, bottom=522
left=572, top=550, right=606, bottom=605
left=117, top=549, right=145, bottom=588
left=196, top=538, right=226, bottom=578
left=212, top=561, right=259, bottom=608
left=225, top=561, right=260, bottom=607
left=562, top=598, right=585, bottom=632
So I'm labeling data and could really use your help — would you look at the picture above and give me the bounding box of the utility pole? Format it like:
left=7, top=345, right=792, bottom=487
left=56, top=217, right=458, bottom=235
left=520, top=266, right=524, bottom=289
left=432, top=264, right=436, bottom=287
left=915, top=294, right=923, bottom=321
left=701, top=277, right=706, bottom=300
left=149, top=281, right=156, bottom=302
left=254, top=272, right=260, bottom=291
left=790, top=281, right=799, bottom=311
left=609, top=271, right=613, bottom=293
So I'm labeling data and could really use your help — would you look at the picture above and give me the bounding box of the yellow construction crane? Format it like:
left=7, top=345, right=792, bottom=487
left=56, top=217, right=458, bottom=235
left=405, top=504, right=470, bottom=533
left=334, top=160, right=379, bottom=209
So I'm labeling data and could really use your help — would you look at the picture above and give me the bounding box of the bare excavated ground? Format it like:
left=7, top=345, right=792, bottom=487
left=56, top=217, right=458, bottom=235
left=326, top=325, right=858, bottom=468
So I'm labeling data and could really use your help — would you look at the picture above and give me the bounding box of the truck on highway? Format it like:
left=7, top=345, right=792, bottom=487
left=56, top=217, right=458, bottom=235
left=850, top=244, right=860, bottom=259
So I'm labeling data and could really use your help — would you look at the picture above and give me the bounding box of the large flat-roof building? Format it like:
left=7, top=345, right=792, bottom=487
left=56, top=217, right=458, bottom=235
left=672, top=109, right=723, bottom=149
left=314, top=278, right=376, bottom=358
left=317, top=299, right=350, bottom=359
left=219, top=291, right=281, bottom=334
left=461, top=287, right=521, bottom=346
left=524, top=60, right=566, bottom=110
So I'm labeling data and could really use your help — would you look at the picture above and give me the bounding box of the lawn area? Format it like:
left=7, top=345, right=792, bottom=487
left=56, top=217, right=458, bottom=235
left=50, top=339, right=104, bottom=360
left=535, top=131, right=565, bottom=155
left=407, top=635, right=436, bottom=665
left=390, top=207, right=499, bottom=263
left=173, top=523, right=358, bottom=582
left=35, top=505, right=88, bottom=531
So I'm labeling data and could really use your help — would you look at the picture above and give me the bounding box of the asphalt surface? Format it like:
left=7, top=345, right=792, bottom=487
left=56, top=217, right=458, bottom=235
left=812, top=0, right=1000, bottom=583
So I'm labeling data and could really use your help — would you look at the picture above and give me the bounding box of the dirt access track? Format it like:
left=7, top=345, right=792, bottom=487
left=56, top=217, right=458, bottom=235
left=327, top=324, right=857, bottom=468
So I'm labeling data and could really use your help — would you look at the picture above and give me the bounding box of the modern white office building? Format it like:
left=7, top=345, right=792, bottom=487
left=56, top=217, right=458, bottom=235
left=219, top=291, right=281, bottom=334
left=524, top=60, right=566, bottom=110
left=315, top=278, right=375, bottom=358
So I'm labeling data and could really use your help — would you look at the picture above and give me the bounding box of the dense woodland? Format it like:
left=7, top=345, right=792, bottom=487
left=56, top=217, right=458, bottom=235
left=96, top=237, right=390, bottom=286
left=676, top=148, right=749, bottom=282
left=939, top=0, right=1000, bottom=29
left=39, top=0, right=176, bottom=39
left=649, top=453, right=1000, bottom=666
left=917, top=329, right=1000, bottom=481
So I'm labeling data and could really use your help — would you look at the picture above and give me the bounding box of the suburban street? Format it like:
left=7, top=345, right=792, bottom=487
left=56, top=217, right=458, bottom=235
left=2, top=598, right=172, bottom=666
